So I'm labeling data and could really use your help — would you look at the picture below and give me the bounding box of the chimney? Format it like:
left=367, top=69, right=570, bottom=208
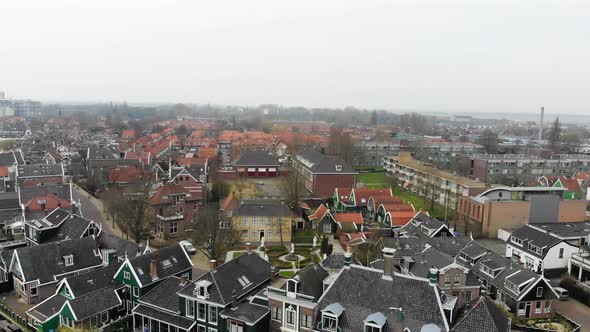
left=245, top=243, right=252, bottom=254
left=394, top=308, right=405, bottom=332
left=382, top=248, right=396, bottom=280
left=150, top=259, right=158, bottom=280
left=343, top=249, right=352, bottom=269
left=209, top=259, right=217, bottom=269
left=179, top=275, right=186, bottom=286
left=427, top=268, right=439, bottom=285
left=230, top=289, right=237, bottom=309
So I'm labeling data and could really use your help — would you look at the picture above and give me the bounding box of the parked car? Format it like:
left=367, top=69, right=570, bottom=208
left=554, top=287, right=569, bottom=300
left=179, top=240, right=197, bottom=255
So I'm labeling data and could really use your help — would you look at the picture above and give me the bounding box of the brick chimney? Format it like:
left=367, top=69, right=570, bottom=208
left=209, top=259, right=217, bottom=269
left=245, top=243, right=252, bottom=254
left=179, top=275, right=186, bottom=286
left=343, top=249, right=352, bottom=269
left=382, top=248, right=396, bottom=280
left=150, top=259, right=158, bottom=280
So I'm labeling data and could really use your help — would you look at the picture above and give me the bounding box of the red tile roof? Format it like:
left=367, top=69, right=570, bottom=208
left=25, top=195, right=72, bottom=212
left=122, top=129, right=135, bottom=139
left=107, top=166, right=143, bottom=183
left=0, top=166, right=9, bottom=177
left=557, top=176, right=582, bottom=192
left=333, top=212, right=363, bottom=224
left=309, top=204, right=331, bottom=221
left=149, top=183, right=196, bottom=205
left=391, top=210, right=418, bottom=226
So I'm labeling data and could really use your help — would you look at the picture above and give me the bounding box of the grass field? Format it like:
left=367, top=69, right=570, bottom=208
left=392, top=187, right=446, bottom=220
left=356, top=171, right=390, bottom=188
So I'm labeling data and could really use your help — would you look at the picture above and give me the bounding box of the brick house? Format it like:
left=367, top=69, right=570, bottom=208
left=292, top=150, right=357, bottom=197
left=233, top=150, right=280, bottom=177
left=149, top=183, right=202, bottom=239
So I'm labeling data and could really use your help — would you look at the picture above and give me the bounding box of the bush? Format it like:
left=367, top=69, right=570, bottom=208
left=275, top=261, right=294, bottom=269
left=560, top=276, right=590, bottom=306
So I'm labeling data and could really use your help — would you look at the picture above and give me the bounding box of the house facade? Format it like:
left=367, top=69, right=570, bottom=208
left=230, top=200, right=293, bottom=243
left=292, top=151, right=357, bottom=197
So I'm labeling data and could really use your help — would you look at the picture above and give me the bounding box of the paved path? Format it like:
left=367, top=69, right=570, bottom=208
left=72, top=184, right=124, bottom=237
left=554, top=299, right=590, bottom=332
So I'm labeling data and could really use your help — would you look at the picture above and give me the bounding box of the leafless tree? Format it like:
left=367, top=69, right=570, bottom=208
left=192, top=205, right=242, bottom=261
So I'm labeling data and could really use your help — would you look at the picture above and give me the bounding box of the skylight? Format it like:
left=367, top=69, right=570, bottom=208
left=237, top=275, right=251, bottom=288
left=162, top=259, right=172, bottom=268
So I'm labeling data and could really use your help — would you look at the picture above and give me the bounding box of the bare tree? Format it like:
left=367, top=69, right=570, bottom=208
left=548, top=117, right=562, bottom=151
left=192, top=205, right=242, bottom=261
left=116, top=186, right=157, bottom=244
left=281, top=167, right=306, bottom=217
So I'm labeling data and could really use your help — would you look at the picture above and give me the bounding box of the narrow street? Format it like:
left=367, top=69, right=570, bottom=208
left=72, top=184, right=125, bottom=237
left=554, top=299, right=590, bottom=332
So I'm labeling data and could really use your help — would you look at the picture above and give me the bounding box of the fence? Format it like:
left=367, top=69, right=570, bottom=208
left=0, top=302, right=32, bottom=332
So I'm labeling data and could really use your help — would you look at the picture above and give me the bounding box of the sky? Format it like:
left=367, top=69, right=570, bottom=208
left=1, top=0, right=589, bottom=113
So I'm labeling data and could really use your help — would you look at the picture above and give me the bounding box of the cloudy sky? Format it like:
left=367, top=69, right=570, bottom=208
left=1, top=0, right=589, bottom=113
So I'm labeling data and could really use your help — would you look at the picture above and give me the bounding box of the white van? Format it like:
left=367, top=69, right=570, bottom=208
left=554, top=287, right=569, bottom=300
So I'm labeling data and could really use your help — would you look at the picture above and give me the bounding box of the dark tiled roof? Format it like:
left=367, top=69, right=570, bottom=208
left=179, top=252, right=271, bottom=306
left=295, top=150, right=356, bottom=174
left=529, top=222, right=590, bottom=239
left=452, top=297, right=510, bottom=332
left=27, top=294, right=67, bottom=322
left=0, top=192, right=20, bottom=210
left=233, top=151, right=279, bottom=167
left=219, top=302, right=269, bottom=324
left=321, top=253, right=345, bottom=270
left=318, top=265, right=448, bottom=331
left=140, top=276, right=187, bottom=313
left=97, top=232, right=144, bottom=258
left=133, top=304, right=195, bottom=330
left=510, top=225, right=562, bottom=258
left=0, top=152, right=18, bottom=167
left=44, top=214, right=94, bottom=243
left=20, top=184, right=71, bottom=207
left=383, top=237, right=471, bottom=258
left=399, top=212, right=448, bottom=238
left=128, top=244, right=192, bottom=287
left=64, top=262, right=123, bottom=297
left=15, top=237, right=102, bottom=284
left=233, top=200, right=292, bottom=218
left=294, top=263, right=329, bottom=300
left=68, top=285, right=122, bottom=320
left=17, top=163, right=63, bottom=178
left=88, top=145, right=117, bottom=160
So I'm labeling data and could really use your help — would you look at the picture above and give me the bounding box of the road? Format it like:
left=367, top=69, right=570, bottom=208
left=554, top=299, right=590, bottom=332
left=72, top=184, right=123, bottom=236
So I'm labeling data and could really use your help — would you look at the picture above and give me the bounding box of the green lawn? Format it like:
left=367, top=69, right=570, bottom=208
left=356, top=171, right=390, bottom=188
left=232, top=251, right=245, bottom=259
left=293, top=230, right=317, bottom=243
left=279, top=270, right=296, bottom=278
left=392, top=187, right=446, bottom=220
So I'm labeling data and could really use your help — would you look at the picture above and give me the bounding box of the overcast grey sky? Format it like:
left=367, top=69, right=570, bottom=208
left=1, top=0, right=589, bottom=113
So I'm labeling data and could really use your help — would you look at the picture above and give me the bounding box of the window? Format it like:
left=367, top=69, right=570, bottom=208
left=535, top=301, right=542, bottom=314
left=454, top=273, right=461, bottom=286
left=228, top=321, right=243, bottom=332
left=272, top=306, right=282, bottom=321
left=267, top=229, right=273, bottom=240
left=559, top=248, right=564, bottom=259
left=208, top=329, right=217, bottom=332
left=511, top=236, right=523, bottom=246
left=209, top=306, right=218, bottom=325
left=242, top=217, right=248, bottom=227
left=286, top=306, right=296, bottom=327
left=251, top=229, right=257, bottom=239
left=365, top=324, right=382, bottom=332
left=536, top=287, right=543, bottom=297
left=465, top=290, right=472, bottom=302
left=444, top=274, right=451, bottom=286
left=186, top=300, right=195, bottom=318
left=170, top=221, right=178, bottom=234
left=124, top=271, right=130, bottom=280
left=197, top=325, right=206, bottom=332
left=132, top=287, right=139, bottom=297
left=544, top=301, right=551, bottom=313
left=301, top=314, right=312, bottom=327
left=101, top=311, right=109, bottom=323
left=64, top=255, right=74, bottom=267
left=197, top=302, right=206, bottom=321
left=322, top=315, right=337, bottom=330
left=31, top=286, right=38, bottom=296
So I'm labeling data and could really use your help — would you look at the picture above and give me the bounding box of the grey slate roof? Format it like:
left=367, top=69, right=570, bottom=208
left=234, top=151, right=279, bottom=167
left=407, top=248, right=454, bottom=277
left=383, top=237, right=471, bottom=258
left=134, top=304, right=196, bottom=330
left=27, top=294, right=67, bottom=322
left=44, top=214, right=94, bottom=243
left=0, top=192, right=20, bottom=210
left=219, top=301, right=269, bottom=324
left=293, top=263, right=329, bottom=300
left=179, top=252, right=271, bottom=306
left=530, top=222, right=590, bottom=239
left=0, top=151, right=19, bottom=167
left=88, top=145, right=118, bottom=160
left=452, top=297, right=510, bottom=332
left=14, top=237, right=102, bottom=284
left=64, top=262, right=123, bottom=297
left=398, top=212, right=448, bottom=238
left=140, top=276, right=187, bottom=313
left=68, top=284, right=122, bottom=320
left=232, top=200, right=292, bottom=218
left=509, top=225, right=562, bottom=258
left=128, top=244, right=192, bottom=287
left=17, top=163, right=63, bottom=178
left=97, top=231, right=144, bottom=258
left=318, top=265, right=448, bottom=332
left=295, top=150, right=356, bottom=174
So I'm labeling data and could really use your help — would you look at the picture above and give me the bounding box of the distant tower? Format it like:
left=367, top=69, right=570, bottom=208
left=538, top=107, right=544, bottom=141
left=0, top=91, right=4, bottom=99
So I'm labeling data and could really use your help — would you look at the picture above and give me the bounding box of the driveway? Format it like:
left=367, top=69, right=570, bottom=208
left=554, top=299, right=590, bottom=332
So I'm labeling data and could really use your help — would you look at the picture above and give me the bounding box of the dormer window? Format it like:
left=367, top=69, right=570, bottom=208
left=511, top=236, right=523, bottom=246
left=287, top=279, right=299, bottom=294
left=193, top=280, right=212, bottom=299
left=63, top=255, right=74, bottom=267
left=364, top=312, right=387, bottom=332
left=321, top=303, right=344, bottom=332
left=335, top=165, right=342, bottom=172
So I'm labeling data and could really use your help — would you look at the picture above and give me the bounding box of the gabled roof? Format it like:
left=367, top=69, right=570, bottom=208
left=295, top=150, right=356, bottom=174
left=139, top=276, right=187, bottom=313
left=178, top=252, right=271, bottom=306
left=148, top=183, right=195, bottom=205
left=27, top=294, right=67, bottom=323
left=12, top=237, right=102, bottom=284
left=87, top=145, right=118, bottom=160
left=97, top=231, right=144, bottom=258
left=232, top=200, right=292, bottom=218
left=67, top=285, right=122, bottom=321
left=21, top=184, right=72, bottom=213
left=451, top=297, right=510, bottom=332
left=354, top=188, right=392, bottom=206
left=320, top=253, right=345, bottom=270
left=509, top=225, right=562, bottom=258
left=293, top=263, right=329, bottom=300
left=233, top=150, right=279, bottom=167
left=318, top=265, right=448, bottom=331
left=18, top=163, right=63, bottom=178
left=334, top=187, right=353, bottom=203
left=554, top=176, right=583, bottom=193
left=60, top=262, right=123, bottom=298
left=308, top=204, right=332, bottom=221
left=333, top=212, right=363, bottom=225
left=123, top=243, right=192, bottom=287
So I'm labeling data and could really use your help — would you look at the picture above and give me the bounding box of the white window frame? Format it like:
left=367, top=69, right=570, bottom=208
left=197, top=302, right=206, bottom=321
left=124, top=271, right=130, bottom=280
left=186, top=299, right=195, bottom=318
left=536, top=287, right=543, bottom=297
left=132, top=286, right=139, bottom=297
left=209, top=306, right=218, bottom=325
